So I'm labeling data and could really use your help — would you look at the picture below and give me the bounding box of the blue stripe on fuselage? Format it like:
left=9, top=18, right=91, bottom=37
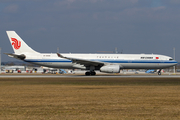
left=24, top=59, right=177, bottom=64
left=25, top=60, right=71, bottom=63
left=101, top=60, right=177, bottom=63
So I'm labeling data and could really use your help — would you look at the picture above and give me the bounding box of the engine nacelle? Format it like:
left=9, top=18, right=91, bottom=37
left=100, top=65, right=120, bottom=73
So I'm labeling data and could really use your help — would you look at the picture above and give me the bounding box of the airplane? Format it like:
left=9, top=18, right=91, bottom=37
left=5, top=31, right=177, bottom=76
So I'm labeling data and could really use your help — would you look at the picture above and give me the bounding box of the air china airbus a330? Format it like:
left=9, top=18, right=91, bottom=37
left=5, top=31, right=177, bottom=75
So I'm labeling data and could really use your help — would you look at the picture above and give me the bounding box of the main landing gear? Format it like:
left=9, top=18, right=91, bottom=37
left=157, top=69, right=161, bottom=75
left=85, top=71, right=96, bottom=76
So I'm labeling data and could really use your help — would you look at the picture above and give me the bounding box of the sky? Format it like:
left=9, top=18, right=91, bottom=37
left=1, top=0, right=180, bottom=62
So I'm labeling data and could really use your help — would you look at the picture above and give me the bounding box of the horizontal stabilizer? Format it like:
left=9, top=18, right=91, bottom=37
left=4, top=53, right=26, bottom=60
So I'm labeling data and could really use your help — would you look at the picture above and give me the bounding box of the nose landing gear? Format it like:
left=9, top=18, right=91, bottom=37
left=158, top=69, right=161, bottom=75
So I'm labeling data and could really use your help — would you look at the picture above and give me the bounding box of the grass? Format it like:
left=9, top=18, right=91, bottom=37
left=0, top=78, right=180, bottom=120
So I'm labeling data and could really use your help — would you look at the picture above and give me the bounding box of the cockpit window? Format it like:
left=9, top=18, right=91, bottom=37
left=169, top=58, right=174, bottom=60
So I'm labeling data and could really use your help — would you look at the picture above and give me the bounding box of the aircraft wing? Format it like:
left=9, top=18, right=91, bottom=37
left=57, top=53, right=104, bottom=67
left=4, top=53, right=26, bottom=60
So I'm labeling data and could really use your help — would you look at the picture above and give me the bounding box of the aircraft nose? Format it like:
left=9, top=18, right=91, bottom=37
left=174, top=60, right=178, bottom=65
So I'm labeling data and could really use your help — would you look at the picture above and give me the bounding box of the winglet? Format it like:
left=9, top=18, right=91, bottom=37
left=57, top=53, right=65, bottom=58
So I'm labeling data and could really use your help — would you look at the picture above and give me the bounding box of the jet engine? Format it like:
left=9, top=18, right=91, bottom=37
left=100, top=65, right=120, bottom=73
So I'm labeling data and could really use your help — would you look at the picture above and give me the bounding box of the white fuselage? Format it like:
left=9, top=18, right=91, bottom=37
left=6, top=31, right=177, bottom=75
left=24, top=53, right=177, bottom=70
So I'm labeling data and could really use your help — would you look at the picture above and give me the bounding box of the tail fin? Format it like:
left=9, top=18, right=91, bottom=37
left=6, top=31, right=39, bottom=54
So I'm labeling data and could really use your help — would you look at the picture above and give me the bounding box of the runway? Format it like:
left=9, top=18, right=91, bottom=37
left=1, top=74, right=180, bottom=78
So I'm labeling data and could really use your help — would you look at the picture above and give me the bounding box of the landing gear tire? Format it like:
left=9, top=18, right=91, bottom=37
left=91, top=71, right=96, bottom=76
left=158, top=72, right=161, bottom=75
left=85, top=71, right=96, bottom=76
left=158, top=69, right=161, bottom=75
left=85, top=72, right=91, bottom=76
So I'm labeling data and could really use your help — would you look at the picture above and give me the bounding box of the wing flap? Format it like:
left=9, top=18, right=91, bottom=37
left=57, top=53, right=104, bottom=67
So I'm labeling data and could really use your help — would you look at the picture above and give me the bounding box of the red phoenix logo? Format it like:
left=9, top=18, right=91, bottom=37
left=11, top=38, right=21, bottom=50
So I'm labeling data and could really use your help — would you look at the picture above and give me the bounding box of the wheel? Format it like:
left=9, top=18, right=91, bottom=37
left=85, top=72, right=91, bottom=76
left=158, top=72, right=161, bottom=75
left=91, top=71, right=96, bottom=75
